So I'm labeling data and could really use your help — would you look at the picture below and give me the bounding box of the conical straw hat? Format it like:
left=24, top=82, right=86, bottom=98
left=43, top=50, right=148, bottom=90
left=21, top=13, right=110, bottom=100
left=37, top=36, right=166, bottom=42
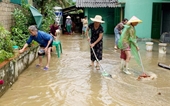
left=127, top=16, right=142, bottom=24
left=66, top=16, right=71, bottom=18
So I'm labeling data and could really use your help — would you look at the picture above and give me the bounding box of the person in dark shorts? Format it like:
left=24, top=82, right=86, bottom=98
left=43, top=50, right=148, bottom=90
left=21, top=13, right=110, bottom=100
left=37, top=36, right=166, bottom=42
left=85, top=15, right=104, bottom=70
left=19, top=25, right=53, bottom=70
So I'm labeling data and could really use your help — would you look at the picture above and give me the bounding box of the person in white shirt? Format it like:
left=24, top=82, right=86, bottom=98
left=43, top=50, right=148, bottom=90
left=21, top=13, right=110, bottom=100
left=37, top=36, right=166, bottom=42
left=81, top=16, right=88, bottom=37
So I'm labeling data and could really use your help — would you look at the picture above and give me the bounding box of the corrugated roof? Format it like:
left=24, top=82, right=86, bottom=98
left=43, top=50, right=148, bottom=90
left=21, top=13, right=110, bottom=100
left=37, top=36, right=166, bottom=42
left=76, top=0, right=119, bottom=8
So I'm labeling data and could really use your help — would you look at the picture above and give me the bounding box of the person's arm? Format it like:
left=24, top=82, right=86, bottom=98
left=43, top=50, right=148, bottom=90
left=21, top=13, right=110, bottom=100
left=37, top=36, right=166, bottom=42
left=49, top=26, right=55, bottom=36
left=86, top=23, right=92, bottom=41
left=91, top=33, right=103, bottom=48
left=95, top=25, right=104, bottom=45
left=49, top=26, right=56, bottom=40
left=19, top=43, right=28, bottom=53
left=19, top=36, right=32, bottom=53
left=91, top=25, right=104, bottom=48
left=119, top=23, right=124, bottom=34
left=44, top=38, right=52, bottom=52
left=85, top=27, right=90, bottom=41
left=46, top=38, right=52, bottom=48
left=50, top=32, right=55, bottom=38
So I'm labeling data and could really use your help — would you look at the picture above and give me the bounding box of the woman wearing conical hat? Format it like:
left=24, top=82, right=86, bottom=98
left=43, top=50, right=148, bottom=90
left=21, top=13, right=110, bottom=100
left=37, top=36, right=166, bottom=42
left=65, top=16, right=72, bottom=34
left=118, top=16, right=142, bottom=74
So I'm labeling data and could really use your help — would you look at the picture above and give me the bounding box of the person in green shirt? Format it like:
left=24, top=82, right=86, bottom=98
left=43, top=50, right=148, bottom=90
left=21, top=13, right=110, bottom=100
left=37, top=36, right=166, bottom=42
left=118, top=16, right=142, bottom=74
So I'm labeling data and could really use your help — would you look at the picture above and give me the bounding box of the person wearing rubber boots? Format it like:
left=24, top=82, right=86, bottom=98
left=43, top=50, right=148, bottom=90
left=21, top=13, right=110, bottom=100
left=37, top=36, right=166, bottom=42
left=118, top=16, right=142, bottom=74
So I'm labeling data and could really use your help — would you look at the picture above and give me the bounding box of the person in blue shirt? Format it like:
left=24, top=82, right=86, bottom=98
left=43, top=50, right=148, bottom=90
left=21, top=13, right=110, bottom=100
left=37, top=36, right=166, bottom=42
left=19, top=25, right=53, bottom=70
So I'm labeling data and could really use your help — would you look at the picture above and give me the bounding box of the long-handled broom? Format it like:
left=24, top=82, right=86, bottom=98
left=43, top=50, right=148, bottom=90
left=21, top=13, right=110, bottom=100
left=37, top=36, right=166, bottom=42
left=138, top=51, right=150, bottom=78
left=91, top=47, right=112, bottom=78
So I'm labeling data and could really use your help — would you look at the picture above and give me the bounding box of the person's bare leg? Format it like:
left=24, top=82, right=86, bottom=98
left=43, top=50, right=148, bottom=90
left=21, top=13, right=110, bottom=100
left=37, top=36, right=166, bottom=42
left=120, top=59, right=125, bottom=70
left=45, top=47, right=52, bottom=68
left=114, top=45, right=118, bottom=50
left=96, top=61, right=99, bottom=66
left=38, top=47, right=44, bottom=66
left=91, top=61, right=94, bottom=66
left=38, top=56, right=42, bottom=66
left=96, top=61, right=100, bottom=70
left=124, top=50, right=131, bottom=74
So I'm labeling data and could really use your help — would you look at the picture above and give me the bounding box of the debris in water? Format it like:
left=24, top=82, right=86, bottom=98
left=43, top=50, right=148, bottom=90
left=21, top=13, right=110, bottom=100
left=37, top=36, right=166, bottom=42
left=158, top=92, right=161, bottom=95
left=137, top=74, right=150, bottom=80
left=137, top=72, right=157, bottom=81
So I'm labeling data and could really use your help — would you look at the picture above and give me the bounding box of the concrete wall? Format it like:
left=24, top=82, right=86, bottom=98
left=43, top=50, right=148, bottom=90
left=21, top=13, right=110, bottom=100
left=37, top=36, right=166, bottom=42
left=119, top=0, right=170, bottom=38
left=0, top=46, right=39, bottom=97
left=0, top=0, right=33, bottom=31
left=0, top=0, right=19, bottom=31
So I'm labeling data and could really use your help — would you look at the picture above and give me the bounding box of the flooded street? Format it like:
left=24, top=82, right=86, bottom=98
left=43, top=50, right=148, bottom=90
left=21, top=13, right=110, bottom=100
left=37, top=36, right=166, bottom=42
left=0, top=34, right=170, bottom=106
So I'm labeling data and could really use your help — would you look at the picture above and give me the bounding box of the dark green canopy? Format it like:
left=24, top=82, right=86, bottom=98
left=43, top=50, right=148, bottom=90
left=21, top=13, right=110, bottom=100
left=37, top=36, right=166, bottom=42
left=29, top=6, right=42, bottom=28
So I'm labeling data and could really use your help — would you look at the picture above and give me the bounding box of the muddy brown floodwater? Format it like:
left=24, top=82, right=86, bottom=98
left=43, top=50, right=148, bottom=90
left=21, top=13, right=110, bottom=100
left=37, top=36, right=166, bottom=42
left=0, top=34, right=170, bottom=106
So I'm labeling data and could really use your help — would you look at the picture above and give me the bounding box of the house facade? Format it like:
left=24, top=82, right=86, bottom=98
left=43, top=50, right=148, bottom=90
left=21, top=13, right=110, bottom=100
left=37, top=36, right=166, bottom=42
left=119, top=0, right=170, bottom=39
left=77, top=0, right=170, bottom=39
left=76, top=0, right=124, bottom=34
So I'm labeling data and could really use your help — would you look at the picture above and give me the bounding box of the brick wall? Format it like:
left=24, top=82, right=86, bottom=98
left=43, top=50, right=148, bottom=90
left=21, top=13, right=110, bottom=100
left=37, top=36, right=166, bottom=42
left=0, top=0, right=20, bottom=31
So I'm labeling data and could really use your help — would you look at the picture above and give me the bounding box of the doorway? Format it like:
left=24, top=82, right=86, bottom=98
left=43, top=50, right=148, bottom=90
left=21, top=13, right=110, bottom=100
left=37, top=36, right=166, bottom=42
left=162, top=3, right=170, bottom=33
left=151, top=3, right=170, bottom=39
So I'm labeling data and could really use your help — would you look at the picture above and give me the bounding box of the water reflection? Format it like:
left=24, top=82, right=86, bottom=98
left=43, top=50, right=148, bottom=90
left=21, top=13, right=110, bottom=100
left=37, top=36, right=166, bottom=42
left=0, top=34, right=170, bottom=106
left=158, top=53, right=167, bottom=62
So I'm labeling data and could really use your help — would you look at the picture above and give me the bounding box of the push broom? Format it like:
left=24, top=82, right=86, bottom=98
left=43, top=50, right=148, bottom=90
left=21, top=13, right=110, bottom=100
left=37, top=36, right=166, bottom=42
left=91, top=47, right=112, bottom=78
left=138, top=51, right=150, bottom=78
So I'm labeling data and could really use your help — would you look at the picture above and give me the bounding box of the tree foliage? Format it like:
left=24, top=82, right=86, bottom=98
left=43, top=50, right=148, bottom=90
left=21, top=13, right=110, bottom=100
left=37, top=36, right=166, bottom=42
left=33, top=0, right=75, bottom=14
left=11, top=1, right=36, bottom=48
left=33, top=0, right=75, bottom=32
left=40, top=2, right=57, bottom=32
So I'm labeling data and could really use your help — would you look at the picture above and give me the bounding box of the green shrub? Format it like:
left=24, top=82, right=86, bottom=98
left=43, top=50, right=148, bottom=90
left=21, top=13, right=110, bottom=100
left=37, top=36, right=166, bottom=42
left=11, top=1, right=36, bottom=48
left=40, top=2, right=56, bottom=32
left=11, top=8, right=29, bottom=48
left=0, top=50, right=13, bottom=63
left=0, top=25, right=14, bottom=63
left=0, top=25, right=14, bottom=53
